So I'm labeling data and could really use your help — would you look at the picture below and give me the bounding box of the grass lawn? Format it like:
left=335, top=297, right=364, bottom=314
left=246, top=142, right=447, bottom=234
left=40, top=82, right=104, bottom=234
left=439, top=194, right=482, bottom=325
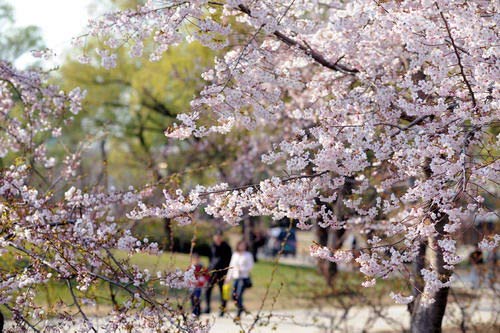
left=1, top=250, right=406, bottom=319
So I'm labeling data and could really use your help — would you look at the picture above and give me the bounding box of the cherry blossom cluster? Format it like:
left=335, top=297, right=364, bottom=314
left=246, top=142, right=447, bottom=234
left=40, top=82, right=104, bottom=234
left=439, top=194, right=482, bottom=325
left=437, top=238, right=462, bottom=269
left=390, top=292, right=415, bottom=305
left=309, top=244, right=354, bottom=264
left=127, top=188, right=202, bottom=225
left=478, top=234, right=500, bottom=252
left=420, top=268, right=455, bottom=306
left=74, top=0, right=232, bottom=67
left=0, top=61, right=85, bottom=159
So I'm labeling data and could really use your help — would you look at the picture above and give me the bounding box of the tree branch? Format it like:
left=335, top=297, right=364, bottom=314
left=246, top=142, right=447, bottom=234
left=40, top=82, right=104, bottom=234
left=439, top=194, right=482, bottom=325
left=66, top=279, right=97, bottom=333
left=4, top=304, right=40, bottom=333
left=390, top=114, right=435, bottom=138
left=199, top=170, right=329, bottom=196
left=236, top=4, right=359, bottom=74
left=435, top=3, right=476, bottom=108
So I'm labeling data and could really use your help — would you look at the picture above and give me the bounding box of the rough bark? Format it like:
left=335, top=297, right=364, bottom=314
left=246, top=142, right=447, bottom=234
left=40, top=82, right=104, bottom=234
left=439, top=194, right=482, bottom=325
left=409, top=202, right=452, bottom=332
left=411, top=287, right=450, bottom=333
left=315, top=225, right=331, bottom=284
left=407, top=156, right=455, bottom=332
left=242, top=215, right=258, bottom=261
left=315, top=176, right=354, bottom=286
left=97, top=139, right=108, bottom=187
left=163, top=217, right=173, bottom=251
left=408, top=241, right=427, bottom=315
left=410, top=236, right=450, bottom=331
left=315, top=226, right=346, bottom=286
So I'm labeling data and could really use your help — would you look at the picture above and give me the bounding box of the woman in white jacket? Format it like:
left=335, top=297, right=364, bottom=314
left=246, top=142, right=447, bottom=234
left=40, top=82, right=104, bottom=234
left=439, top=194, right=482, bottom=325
left=226, top=240, right=254, bottom=317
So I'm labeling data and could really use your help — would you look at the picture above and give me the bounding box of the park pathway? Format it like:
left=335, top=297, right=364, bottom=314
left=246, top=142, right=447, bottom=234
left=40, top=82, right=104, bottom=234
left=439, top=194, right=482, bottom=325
left=207, top=296, right=498, bottom=332
left=4, top=297, right=496, bottom=333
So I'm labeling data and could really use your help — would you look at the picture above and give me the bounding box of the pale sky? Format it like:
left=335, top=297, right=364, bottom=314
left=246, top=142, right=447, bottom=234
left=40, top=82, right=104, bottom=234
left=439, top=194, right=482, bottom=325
left=9, top=0, right=102, bottom=65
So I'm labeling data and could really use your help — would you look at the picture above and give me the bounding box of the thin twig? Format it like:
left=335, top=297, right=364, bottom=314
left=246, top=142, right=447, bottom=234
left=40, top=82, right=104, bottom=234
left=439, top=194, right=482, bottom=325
left=390, top=114, right=435, bottom=138
left=435, top=2, right=476, bottom=108
left=198, top=171, right=329, bottom=196
left=66, top=279, right=98, bottom=332
left=4, top=304, right=41, bottom=333
left=234, top=4, right=359, bottom=74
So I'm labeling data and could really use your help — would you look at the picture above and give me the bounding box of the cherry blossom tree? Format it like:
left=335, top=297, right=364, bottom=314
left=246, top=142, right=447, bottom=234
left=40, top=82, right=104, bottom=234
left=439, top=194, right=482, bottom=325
left=0, top=61, right=211, bottom=332
left=1, top=0, right=498, bottom=332
left=77, top=0, right=498, bottom=331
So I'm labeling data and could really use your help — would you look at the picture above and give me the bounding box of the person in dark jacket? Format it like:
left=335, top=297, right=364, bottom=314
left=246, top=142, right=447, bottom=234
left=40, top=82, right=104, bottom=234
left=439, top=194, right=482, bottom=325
left=205, top=230, right=232, bottom=315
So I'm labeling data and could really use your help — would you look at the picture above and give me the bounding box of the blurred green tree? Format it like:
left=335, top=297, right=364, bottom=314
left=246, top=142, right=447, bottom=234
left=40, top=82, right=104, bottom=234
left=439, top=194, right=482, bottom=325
left=58, top=0, right=273, bottom=254
left=59, top=38, right=219, bottom=248
left=0, top=0, right=44, bottom=62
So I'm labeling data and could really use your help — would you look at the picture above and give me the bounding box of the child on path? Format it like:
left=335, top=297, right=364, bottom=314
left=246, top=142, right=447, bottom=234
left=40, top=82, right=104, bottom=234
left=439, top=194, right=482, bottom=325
left=189, top=253, right=209, bottom=316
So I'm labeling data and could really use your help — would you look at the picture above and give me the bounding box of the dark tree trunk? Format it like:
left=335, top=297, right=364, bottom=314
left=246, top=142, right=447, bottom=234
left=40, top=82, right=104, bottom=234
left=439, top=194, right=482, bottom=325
left=316, top=226, right=334, bottom=285
left=97, top=139, right=108, bottom=187
left=411, top=286, right=450, bottom=333
left=315, top=221, right=347, bottom=286
left=408, top=241, right=427, bottom=315
left=0, top=309, right=4, bottom=333
left=409, top=199, right=451, bottom=332
left=242, top=216, right=250, bottom=243
left=315, top=225, right=331, bottom=284
left=410, top=231, right=450, bottom=333
left=243, top=216, right=264, bottom=262
left=163, top=217, right=173, bottom=251
left=315, top=176, right=354, bottom=286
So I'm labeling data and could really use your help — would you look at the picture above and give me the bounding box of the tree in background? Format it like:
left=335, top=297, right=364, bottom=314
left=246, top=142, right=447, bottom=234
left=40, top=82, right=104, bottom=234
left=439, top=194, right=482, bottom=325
left=59, top=39, right=215, bottom=250
left=0, top=0, right=44, bottom=62
left=59, top=0, right=277, bottom=254
left=59, top=38, right=273, bottom=250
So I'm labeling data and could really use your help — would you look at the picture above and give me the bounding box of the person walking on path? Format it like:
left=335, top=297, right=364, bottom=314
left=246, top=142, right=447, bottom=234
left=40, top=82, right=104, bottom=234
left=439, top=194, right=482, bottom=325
left=226, top=240, right=254, bottom=319
left=188, top=253, right=209, bottom=317
left=205, top=230, right=232, bottom=315
left=469, top=245, right=484, bottom=289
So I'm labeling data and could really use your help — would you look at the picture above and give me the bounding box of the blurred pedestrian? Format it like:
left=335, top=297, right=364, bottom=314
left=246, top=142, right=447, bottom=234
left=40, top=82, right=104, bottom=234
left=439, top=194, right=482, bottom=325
left=486, top=248, right=497, bottom=287
left=250, top=229, right=267, bottom=262
left=226, top=240, right=254, bottom=319
left=469, top=245, right=484, bottom=289
left=205, top=230, right=232, bottom=315
left=189, top=253, right=209, bottom=317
